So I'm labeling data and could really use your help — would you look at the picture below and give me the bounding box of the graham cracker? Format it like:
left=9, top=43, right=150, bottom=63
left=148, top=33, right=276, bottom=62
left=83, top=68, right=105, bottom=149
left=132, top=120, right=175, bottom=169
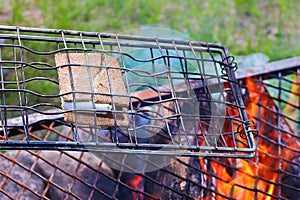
left=55, top=53, right=129, bottom=127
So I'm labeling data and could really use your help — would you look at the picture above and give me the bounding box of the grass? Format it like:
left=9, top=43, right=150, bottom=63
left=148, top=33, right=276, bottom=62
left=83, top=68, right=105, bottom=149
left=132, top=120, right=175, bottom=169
left=3, top=0, right=300, bottom=61
left=1, top=0, right=300, bottom=111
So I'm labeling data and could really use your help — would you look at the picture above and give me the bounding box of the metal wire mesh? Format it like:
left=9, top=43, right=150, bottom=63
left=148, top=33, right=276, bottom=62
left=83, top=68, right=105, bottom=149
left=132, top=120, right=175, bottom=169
left=0, top=63, right=297, bottom=199
left=201, top=64, right=300, bottom=199
left=0, top=26, right=298, bottom=199
left=0, top=25, right=256, bottom=157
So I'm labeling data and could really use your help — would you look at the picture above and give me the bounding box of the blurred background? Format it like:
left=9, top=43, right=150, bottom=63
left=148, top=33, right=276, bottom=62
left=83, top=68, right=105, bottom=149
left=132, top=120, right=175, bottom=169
left=1, top=0, right=299, bottom=62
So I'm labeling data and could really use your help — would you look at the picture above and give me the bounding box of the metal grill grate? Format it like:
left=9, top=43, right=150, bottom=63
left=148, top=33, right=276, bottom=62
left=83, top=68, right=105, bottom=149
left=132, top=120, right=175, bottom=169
left=0, top=26, right=298, bottom=199
left=201, top=62, right=300, bottom=199
left=0, top=25, right=256, bottom=157
left=0, top=62, right=297, bottom=199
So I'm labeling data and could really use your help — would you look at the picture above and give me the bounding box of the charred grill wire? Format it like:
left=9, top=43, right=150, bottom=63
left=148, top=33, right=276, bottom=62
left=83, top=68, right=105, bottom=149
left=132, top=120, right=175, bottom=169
left=0, top=26, right=298, bottom=199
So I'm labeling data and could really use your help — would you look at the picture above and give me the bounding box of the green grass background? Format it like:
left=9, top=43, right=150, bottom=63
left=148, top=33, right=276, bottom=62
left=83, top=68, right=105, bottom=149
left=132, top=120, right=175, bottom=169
left=1, top=0, right=300, bottom=61
left=0, top=0, right=299, bottom=132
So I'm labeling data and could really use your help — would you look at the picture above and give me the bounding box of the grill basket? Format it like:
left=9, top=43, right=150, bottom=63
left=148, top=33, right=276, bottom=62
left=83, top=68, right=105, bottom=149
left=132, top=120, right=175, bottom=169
left=0, top=26, right=298, bottom=199
left=0, top=26, right=256, bottom=157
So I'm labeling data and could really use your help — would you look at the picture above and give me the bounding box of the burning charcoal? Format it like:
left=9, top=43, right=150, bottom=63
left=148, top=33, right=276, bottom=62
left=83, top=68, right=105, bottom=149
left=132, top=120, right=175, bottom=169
left=92, top=112, right=153, bottom=200
left=145, top=157, right=205, bottom=199
left=184, top=156, right=204, bottom=198
left=116, top=172, right=144, bottom=200
left=37, top=151, right=115, bottom=200
left=281, top=156, right=300, bottom=200
left=0, top=151, right=45, bottom=200
left=144, top=160, right=186, bottom=199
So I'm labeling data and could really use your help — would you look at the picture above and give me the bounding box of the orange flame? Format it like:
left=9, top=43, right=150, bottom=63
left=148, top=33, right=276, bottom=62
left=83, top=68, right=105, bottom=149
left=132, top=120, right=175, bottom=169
left=201, top=77, right=299, bottom=199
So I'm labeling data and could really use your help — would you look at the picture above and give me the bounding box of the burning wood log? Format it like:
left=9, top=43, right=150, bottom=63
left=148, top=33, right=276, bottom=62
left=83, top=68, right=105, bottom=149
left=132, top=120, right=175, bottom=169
left=208, top=76, right=300, bottom=199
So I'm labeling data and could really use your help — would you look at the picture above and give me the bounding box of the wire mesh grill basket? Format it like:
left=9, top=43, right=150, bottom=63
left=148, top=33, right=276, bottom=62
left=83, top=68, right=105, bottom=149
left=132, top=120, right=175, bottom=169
left=0, top=26, right=256, bottom=157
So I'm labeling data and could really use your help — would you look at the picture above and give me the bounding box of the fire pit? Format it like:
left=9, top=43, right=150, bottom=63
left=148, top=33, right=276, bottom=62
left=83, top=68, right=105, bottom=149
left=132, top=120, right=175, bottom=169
left=0, top=26, right=298, bottom=199
left=206, top=59, right=300, bottom=199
